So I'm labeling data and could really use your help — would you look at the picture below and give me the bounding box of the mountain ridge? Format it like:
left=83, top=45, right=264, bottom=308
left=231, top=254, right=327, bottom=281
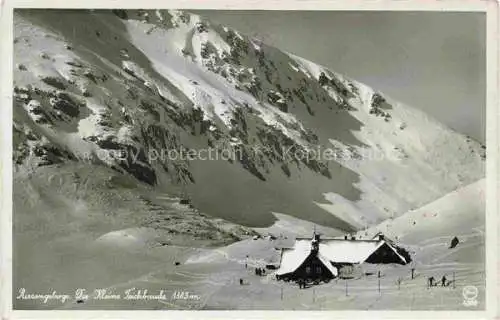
left=13, top=9, right=485, bottom=231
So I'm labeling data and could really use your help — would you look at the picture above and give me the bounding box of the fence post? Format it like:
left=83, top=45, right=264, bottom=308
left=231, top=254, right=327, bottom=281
left=453, top=272, right=455, bottom=289
left=378, top=271, right=381, bottom=294
left=345, top=279, right=348, bottom=296
left=281, top=286, right=283, bottom=300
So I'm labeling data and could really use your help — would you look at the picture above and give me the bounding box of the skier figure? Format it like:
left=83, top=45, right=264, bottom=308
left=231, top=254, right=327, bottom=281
left=428, top=276, right=435, bottom=288
left=441, top=275, right=447, bottom=287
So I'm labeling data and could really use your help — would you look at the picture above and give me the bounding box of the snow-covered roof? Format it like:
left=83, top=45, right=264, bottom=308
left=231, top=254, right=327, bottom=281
left=276, top=239, right=339, bottom=277
left=320, top=239, right=407, bottom=264
left=276, top=238, right=407, bottom=275
left=319, top=239, right=385, bottom=264
left=276, top=240, right=311, bottom=276
left=317, top=253, right=339, bottom=277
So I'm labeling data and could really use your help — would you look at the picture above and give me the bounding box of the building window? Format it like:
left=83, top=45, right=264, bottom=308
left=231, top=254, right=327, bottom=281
left=305, top=266, right=311, bottom=274
left=316, top=266, right=321, bottom=274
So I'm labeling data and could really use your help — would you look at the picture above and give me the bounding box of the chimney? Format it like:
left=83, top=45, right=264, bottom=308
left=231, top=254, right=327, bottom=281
left=311, top=236, right=319, bottom=254
left=378, top=234, right=385, bottom=241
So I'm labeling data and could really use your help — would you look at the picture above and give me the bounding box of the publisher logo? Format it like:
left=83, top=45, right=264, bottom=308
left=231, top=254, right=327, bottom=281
left=462, top=285, right=478, bottom=307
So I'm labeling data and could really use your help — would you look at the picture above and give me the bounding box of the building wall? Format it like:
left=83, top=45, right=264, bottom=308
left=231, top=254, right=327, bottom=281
left=365, top=243, right=407, bottom=265
left=281, top=253, right=335, bottom=281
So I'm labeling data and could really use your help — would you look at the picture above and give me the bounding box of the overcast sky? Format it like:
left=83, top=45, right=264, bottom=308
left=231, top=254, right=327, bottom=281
left=193, top=11, right=486, bottom=143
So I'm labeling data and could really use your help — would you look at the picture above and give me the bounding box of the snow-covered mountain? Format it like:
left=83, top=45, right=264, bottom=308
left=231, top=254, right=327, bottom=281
left=13, top=9, right=485, bottom=233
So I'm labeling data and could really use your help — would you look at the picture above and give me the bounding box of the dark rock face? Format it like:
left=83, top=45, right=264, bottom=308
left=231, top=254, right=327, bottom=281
left=117, top=153, right=157, bottom=186
left=50, top=92, right=82, bottom=118
left=41, top=76, right=67, bottom=90
left=111, top=9, right=128, bottom=20
left=369, top=93, right=392, bottom=121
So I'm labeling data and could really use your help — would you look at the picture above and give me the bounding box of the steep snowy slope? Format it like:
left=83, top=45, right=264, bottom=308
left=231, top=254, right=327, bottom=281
left=13, top=9, right=485, bottom=232
left=359, top=179, right=485, bottom=247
